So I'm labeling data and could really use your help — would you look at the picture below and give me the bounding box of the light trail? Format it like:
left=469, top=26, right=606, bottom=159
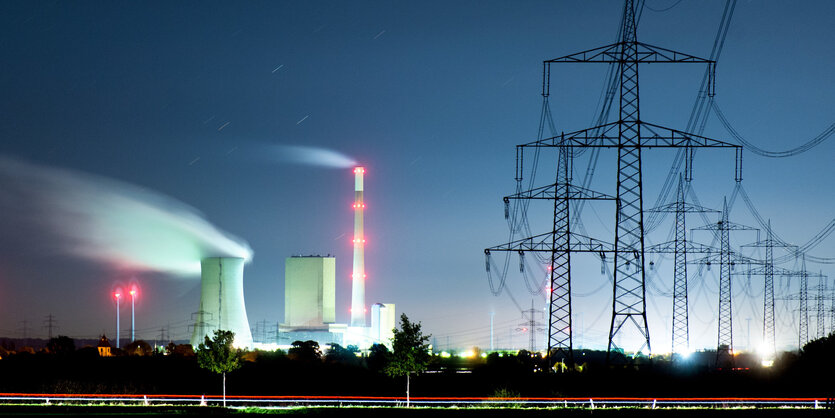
left=0, top=393, right=830, bottom=409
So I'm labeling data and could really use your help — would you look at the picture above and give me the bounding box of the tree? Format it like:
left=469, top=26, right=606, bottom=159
left=46, top=336, right=75, bottom=355
left=384, top=314, right=431, bottom=407
left=196, top=330, right=242, bottom=407
left=367, top=343, right=391, bottom=372
left=123, top=340, right=152, bottom=356
left=165, top=342, right=195, bottom=357
left=288, top=340, right=322, bottom=362
left=325, top=343, right=360, bottom=366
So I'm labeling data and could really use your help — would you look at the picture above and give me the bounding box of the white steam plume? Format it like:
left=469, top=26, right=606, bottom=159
left=272, top=145, right=357, bottom=168
left=0, top=156, right=252, bottom=276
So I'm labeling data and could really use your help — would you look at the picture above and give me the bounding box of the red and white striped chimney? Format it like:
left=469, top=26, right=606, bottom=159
left=350, top=166, right=366, bottom=327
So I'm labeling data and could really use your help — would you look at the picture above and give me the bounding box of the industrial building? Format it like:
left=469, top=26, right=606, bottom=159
left=283, top=255, right=336, bottom=327
left=278, top=255, right=343, bottom=344
left=370, top=303, right=396, bottom=346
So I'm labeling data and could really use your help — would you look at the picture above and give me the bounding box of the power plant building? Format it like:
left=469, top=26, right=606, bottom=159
left=283, top=255, right=335, bottom=327
left=190, top=257, right=254, bottom=349
left=371, top=303, right=396, bottom=349
left=279, top=255, right=343, bottom=345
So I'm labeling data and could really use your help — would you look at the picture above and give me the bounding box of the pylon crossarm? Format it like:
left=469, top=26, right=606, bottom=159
left=544, top=42, right=623, bottom=63
left=518, top=122, right=620, bottom=148
left=647, top=201, right=720, bottom=213
left=518, top=121, right=740, bottom=149
left=733, top=265, right=806, bottom=276
left=645, top=240, right=717, bottom=254
left=640, top=122, right=738, bottom=148
left=742, top=240, right=798, bottom=250
left=634, top=42, right=714, bottom=63
left=690, top=252, right=761, bottom=266
left=485, top=231, right=615, bottom=253
left=693, top=220, right=759, bottom=232
left=544, top=41, right=713, bottom=64
left=504, top=183, right=616, bottom=201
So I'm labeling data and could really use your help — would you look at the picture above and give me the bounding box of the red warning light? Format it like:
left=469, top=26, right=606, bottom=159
left=352, top=237, right=366, bottom=244
left=352, top=203, right=366, bottom=209
left=114, top=292, right=121, bottom=299
left=354, top=167, right=365, bottom=174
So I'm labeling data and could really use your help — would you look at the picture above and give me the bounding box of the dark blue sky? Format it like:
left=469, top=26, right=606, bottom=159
left=0, top=1, right=833, bottom=353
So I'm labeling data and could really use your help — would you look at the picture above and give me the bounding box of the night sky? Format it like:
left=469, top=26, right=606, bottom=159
left=0, top=0, right=833, bottom=354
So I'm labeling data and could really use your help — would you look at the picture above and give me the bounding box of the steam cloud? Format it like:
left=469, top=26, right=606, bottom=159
left=0, top=156, right=252, bottom=276
left=271, top=145, right=357, bottom=168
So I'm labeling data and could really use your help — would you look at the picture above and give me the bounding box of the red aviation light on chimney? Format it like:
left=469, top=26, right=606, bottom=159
left=354, top=167, right=365, bottom=174
left=352, top=202, right=366, bottom=209
left=352, top=237, right=366, bottom=244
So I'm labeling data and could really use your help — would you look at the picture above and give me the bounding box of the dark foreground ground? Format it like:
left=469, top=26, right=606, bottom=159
left=0, top=405, right=834, bottom=417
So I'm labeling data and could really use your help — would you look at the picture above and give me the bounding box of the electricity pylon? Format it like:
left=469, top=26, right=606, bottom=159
left=692, top=199, right=757, bottom=368
left=487, top=0, right=742, bottom=365
left=740, top=220, right=796, bottom=358
left=486, top=143, right=615, bottom=366
left=645, top=177, right=719, bottom=361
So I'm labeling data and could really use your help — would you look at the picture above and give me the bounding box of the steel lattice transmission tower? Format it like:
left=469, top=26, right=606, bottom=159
left=800, top=257, right=809, bottom=348
left=488, top=0, right=743, bottom=363
left=486, top=143, right=615, bottom=365
left=693, top=199, right=757, bottom=368
left=816, top=273, right=827, bottom=339
left=741, top=220, right=796, bottom=358
left=646, top=177, right=718, bottom=360
left=830, top=281, right=835, bottom=336
left=796, top=264, right=826, bottom=346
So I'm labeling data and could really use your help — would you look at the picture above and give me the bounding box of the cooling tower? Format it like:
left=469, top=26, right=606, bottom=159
left=190, top=257, right=253, bottom=349
left=351, top=166, right=366, bottom=327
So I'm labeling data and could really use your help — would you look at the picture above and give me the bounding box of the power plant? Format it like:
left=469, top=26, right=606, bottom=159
left=191, top=165, right=395, bottom=351
left=274, top=166, right=394, bottom=349
left=190, top=257, right=253, bottom=349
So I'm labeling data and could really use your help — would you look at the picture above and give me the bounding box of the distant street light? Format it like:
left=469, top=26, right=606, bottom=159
left=114, top=291, right=121, bottom=349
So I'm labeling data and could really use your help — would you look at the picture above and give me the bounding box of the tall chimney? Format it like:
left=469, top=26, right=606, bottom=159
left=351, top=166, right=366, bottom=327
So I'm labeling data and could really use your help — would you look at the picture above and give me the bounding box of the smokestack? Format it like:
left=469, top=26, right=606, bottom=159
left=351, top=166, right=366, bottom=327
left=190, top=257, right=253, bottom=348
